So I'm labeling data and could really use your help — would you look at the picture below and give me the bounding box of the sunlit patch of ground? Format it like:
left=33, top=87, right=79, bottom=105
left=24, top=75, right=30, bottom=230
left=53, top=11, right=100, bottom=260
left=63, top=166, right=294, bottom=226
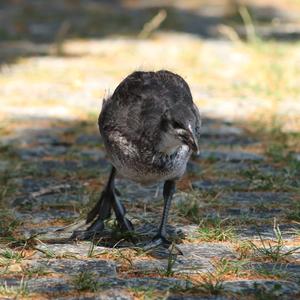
left=1, top=34, right=300, bottom=130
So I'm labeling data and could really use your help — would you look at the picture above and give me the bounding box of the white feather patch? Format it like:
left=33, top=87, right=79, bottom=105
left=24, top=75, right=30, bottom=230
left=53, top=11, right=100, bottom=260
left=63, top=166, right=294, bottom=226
left=157, top=131, right=182, bottom=155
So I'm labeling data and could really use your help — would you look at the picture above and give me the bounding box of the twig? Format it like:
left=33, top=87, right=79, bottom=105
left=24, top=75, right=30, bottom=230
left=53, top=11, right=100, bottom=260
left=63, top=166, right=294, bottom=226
left=54, top=20, right=71, bottom=56
left=138, top=10, right=167, bottom=39
left=239, top=6, right=257, bottom=42
left=31, top=184, right=71, bottom=198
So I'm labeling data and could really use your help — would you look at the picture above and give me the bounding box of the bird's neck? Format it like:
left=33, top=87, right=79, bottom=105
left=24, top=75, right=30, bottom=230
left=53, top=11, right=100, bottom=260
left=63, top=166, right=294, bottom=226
left=156, top=131, right=182, bottom=156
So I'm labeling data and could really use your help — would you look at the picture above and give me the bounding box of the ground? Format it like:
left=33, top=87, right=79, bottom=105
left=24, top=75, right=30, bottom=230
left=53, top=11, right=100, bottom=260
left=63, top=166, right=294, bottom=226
left=0, top=1, right=300, bottom=299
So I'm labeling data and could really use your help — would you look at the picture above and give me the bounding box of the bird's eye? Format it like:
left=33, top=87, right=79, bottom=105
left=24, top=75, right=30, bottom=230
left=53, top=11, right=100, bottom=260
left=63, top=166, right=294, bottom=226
left=172, top=121, right=182, bottom=129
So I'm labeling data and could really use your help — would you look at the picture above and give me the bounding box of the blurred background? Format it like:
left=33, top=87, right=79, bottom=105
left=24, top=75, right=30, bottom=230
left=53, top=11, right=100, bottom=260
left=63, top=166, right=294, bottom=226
left=0, top=0, right=300, bottom=131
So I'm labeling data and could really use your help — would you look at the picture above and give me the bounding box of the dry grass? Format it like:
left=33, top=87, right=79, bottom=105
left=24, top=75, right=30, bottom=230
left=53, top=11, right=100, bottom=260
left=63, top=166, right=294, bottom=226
left=1, top=35, right=300, bottom=130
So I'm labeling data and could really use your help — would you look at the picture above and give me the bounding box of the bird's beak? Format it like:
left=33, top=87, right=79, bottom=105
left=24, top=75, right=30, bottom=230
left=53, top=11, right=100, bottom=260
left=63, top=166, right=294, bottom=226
left=175, top=126, right=200, bottom=154
left=187, top=128, right=200, bottom=154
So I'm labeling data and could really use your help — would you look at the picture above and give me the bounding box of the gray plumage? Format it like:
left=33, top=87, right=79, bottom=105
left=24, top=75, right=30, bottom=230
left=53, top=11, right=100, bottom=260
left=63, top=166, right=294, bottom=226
left=99, top=70, right=201, bottom=185
left=76, top=70, right=201, bottom=248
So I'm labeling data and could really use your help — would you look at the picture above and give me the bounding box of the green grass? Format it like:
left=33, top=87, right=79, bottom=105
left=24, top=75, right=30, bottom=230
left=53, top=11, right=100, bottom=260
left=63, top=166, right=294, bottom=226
left=0, top=210, right=20, bottom=242
left=0, top=279, right=29, bottom=297
left=254, top=264, right=292, bottom=281
left=0, top=144, right=16, bottom=159
left=129, top=286, right=159, bottom=300
left=214, top=257, right=249, bottom=278
left=265, top=143, right=288, bottom=163
left=239, top=166, right=297, bottom=192
left=251, top=118, right=300, bottom=165
left=235, top=240, right=254, bottom=259
left=253, top=282, right=283, bottom=300
left=287, top=203, right=300, bottom=222
left=175, top=190, right=221, bottom=224
left=159, top=243, right=177, bottom=277
left=0, top=167, right=17, bottom=204
left=0, top=249, right=24, bottom=266
left=197, top=217, right=236, bottom=242
left=72, top=271, right=100, bottom=292
left=170, top=272, right=224, bottom=296
left=198, top=272, right=224, bottom=296
left=34, top=246, right=56, bottom=259
left=87, top=240, right=99, bottom=258
left=23, top=266, right=49, bottom=278
left=176, top=196, right=201, bottom=223
left=250, top=221, right=300, bottom=262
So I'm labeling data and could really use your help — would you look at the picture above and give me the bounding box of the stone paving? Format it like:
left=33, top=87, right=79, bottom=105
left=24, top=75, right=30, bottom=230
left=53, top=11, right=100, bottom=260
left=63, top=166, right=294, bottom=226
left=0, top=1, right=300, bottom=299
left=0, top=112, right=299, bottom=299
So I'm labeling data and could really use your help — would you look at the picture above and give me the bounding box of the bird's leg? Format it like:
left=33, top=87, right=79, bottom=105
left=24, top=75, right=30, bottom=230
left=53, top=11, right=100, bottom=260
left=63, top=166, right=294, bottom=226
left=71, top=167, right=115, bottom=239
left=72, top=166, right=133, bottom=240
left=85, top=167, right=116, bottom=226
left=144, top=180, right=176, bottom=250
left=111, top=192, right=134, bottom=233
left=87, top=166, right=134, bottom=233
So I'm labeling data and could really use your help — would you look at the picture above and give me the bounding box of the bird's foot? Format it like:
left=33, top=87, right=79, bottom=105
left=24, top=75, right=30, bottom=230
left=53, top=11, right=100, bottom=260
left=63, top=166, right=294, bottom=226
left=70, top=215, right=135, bottom=242
left=143, top=234, right=171, bottom=251
left=117, top=215, right=135, bottom=233
left=70, top=218, right=105, bottom=240
left=113, top=209, right=136, bottom=243
left=142, top=234, right=183, bottom=256
left=113, top=200, right=135, bottom=233
left=70, top=220, right=136, bottom=243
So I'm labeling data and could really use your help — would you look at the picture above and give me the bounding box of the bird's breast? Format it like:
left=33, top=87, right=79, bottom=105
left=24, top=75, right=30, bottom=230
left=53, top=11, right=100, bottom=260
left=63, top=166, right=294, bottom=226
left=106, top=133, right=190, bottom=184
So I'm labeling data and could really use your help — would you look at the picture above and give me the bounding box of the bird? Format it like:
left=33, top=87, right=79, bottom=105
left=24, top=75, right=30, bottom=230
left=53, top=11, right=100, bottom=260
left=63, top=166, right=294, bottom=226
left=79, top=70, right=201, bottom=249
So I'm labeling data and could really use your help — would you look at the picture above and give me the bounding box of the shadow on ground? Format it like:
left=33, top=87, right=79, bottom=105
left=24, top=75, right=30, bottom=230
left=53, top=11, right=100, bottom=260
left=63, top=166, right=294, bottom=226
left=0, top=111, right=299, bottom=298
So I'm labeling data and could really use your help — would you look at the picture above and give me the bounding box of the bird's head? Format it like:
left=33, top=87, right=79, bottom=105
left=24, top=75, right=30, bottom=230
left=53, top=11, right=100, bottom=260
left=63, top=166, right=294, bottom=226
left=158, top=105, right=200, bottom=155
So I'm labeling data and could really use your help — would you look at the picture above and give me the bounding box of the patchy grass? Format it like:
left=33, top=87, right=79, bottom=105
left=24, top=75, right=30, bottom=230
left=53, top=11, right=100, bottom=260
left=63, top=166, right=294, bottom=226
left=252, top=281, right=286, bottom=300
left=33, top=246, right=56, bottom=259
left=129, top=286, right=161, bottom=300
left=0, top=249, right=24, bottom=267
left=72, top=270, right=100, bottom=292
left=250, top=222, right=300, bottom=262
left=0, top=3, right=299, bottom=298
left=196, top=273, right=225, bottom=296
left=72, top=270, right=113, bottom=292
left=248, top=118, right=300, bottom=161
left=158, top=244, right=178, bottom=277
left=176, top=196, right=201, bottom=224
left=175, top=190, right=221, bottom=224
left=253, top=264, right=293, bottom=281
left=196, top=217, right=236, bottom=242
left=0, top=210, right=21, bottom=243
left=170, top=272, right=225, bottom=297
left=23, top=266, right=50, bottom=279
left=238, top=161, right=299, bottom=192
left=2, top=35, right=300, bottom=129
left=287, top=203, right=300, bottom=222
left=0, top=173, right=17, bottom=208
left=235, top=240, right=255, bottom=259
left=214, top=257, right=249, bottom=278
left=0, top=279, right=29, bottom=298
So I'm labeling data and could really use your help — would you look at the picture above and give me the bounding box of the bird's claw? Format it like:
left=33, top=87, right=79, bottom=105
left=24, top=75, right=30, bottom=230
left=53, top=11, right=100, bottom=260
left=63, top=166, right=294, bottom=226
left=71, top=204, right=135, bottom=242
left=70, top=218, right=105, bottom=240
left=70, top=229, right=96, bottom=241
left=118, top=216, right=134, bottom=233
left=143, top=234, right=171, bottom=251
